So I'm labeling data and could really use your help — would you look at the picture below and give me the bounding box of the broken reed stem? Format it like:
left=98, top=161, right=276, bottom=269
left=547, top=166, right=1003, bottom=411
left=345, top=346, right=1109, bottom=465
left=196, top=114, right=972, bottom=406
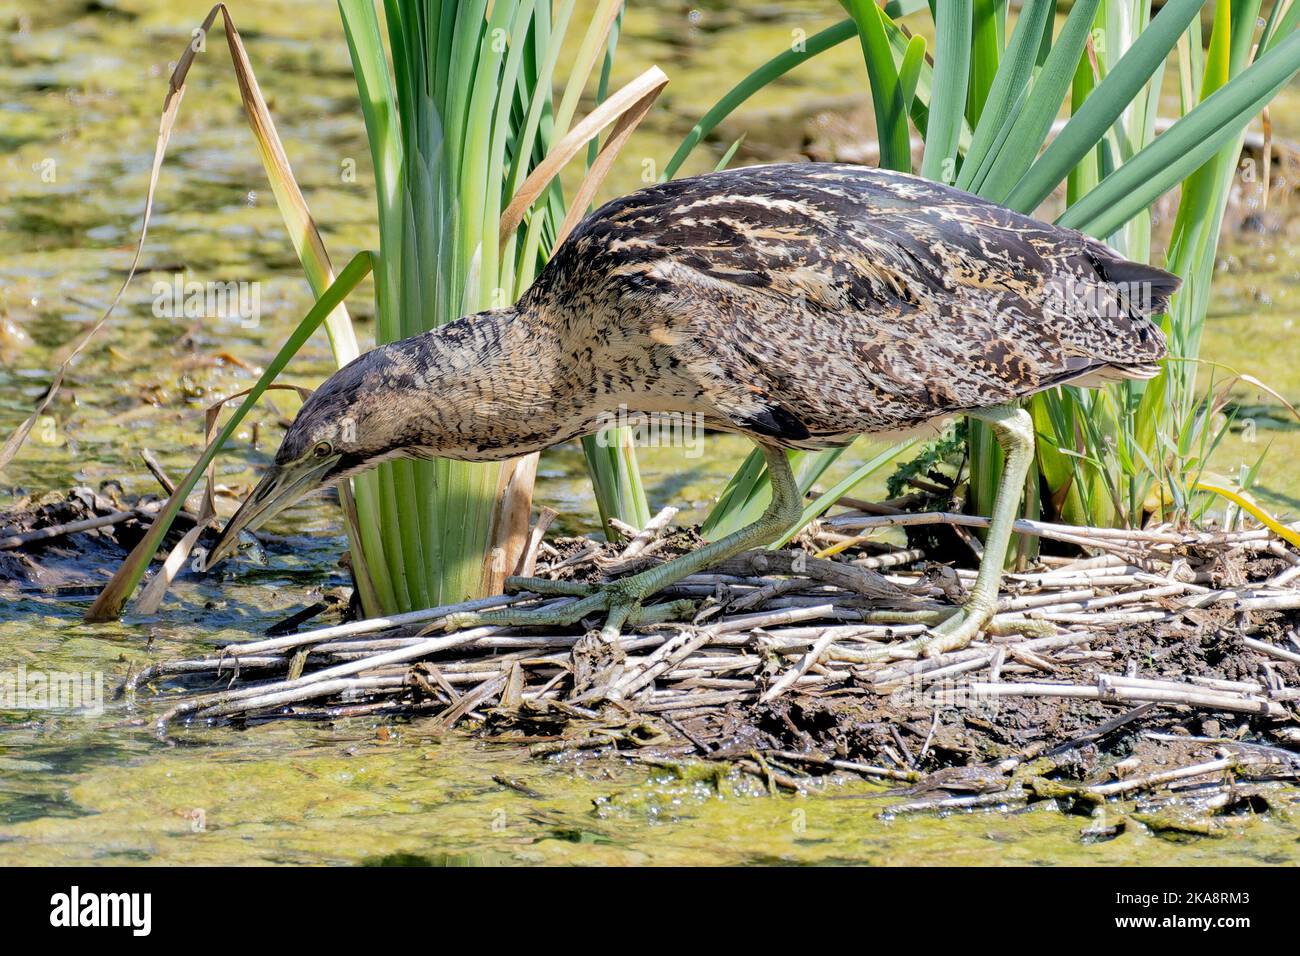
left=764, top=750, right=919, bottom=783
left=619, top=505, right=678, bottom=559
left=1084, top=757, right=1240, bottom=798
left=956, top=679, right=1288, bottom=717
left=826, top=510, right=1300, bottom=551
left=761, top=629, right=839, bottom=702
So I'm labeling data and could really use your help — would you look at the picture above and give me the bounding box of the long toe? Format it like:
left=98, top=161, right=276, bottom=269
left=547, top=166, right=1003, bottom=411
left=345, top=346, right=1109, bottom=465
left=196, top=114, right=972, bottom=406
left=597, top=598, right=637, bottom=644
left=440, top=588, right=613, bottom=633
left=921, top=602, right=995, bottom=656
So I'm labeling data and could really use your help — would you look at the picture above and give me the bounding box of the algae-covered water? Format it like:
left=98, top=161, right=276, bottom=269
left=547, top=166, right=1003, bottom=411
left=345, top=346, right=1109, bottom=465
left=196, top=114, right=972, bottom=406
left=1, top=0, right=1298, bottom=865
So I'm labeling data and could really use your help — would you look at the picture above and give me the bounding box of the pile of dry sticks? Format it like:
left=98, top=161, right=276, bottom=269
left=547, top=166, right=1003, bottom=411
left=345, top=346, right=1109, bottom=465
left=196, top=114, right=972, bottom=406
left=129, top=504, right=1300, bottom=811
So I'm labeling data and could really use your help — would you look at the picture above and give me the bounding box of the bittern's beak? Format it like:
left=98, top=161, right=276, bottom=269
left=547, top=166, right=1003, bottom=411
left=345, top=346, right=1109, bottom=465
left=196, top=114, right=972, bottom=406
left=203, top=455, right=340, bottom=571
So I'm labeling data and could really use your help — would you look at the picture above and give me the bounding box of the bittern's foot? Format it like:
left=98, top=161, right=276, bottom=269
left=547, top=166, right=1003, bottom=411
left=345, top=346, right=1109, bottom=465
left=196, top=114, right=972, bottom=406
left=919, top=601, right=996, bottom=656
left=440, top=575, right=695, bottom=643
left=866, top=602, right=1056, bottom=657
left=920, top=601, right=1056, bottom=656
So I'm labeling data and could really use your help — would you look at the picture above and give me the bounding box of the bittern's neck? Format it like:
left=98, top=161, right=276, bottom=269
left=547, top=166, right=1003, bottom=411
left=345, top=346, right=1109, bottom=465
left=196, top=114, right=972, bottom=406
left=390, top=304, right=591, bottom=461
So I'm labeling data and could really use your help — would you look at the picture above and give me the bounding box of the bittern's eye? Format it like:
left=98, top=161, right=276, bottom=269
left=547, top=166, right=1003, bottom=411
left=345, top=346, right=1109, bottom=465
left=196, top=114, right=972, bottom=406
left=312, top=441, right=333, bottom=459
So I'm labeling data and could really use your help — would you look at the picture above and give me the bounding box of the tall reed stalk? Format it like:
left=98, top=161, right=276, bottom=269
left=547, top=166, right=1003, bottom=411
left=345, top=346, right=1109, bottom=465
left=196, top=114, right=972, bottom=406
left=338, top=0, right=653, bottom=613
left=76, top=2, right=660, bottom=620
left=1015, top=0, right=1286, bottom=533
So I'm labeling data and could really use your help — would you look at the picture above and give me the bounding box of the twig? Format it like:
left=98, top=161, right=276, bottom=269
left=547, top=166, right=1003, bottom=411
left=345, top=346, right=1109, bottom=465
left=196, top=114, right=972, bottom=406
left=619, top=505, right=678, bottom=559
left=513, top=507, right=559, bottom=578
left=1243, top=636, right=1300, bottom=666
left=959, top=678, right=1287, bottom=717
left=140, top=449, right=178, bottom=495
left=760, top=629, right=838, bottom=703
left=1085, top=758, right=1239, bottom=798
left=1044, top=704, right=1158, bottom=759
left=763, top=749, right=917, bottom=782
left=1, top=508, right=146, bottom=550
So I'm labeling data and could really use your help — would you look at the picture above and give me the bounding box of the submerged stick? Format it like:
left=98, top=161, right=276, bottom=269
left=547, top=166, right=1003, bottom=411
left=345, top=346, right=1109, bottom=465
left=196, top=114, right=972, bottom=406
left=1084, top=758, right=1239, bottom=798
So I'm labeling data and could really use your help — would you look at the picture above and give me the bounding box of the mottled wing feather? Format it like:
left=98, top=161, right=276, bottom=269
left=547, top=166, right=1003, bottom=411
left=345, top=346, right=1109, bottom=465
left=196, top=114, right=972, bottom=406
left=532, top=163, right=1177, bottom=447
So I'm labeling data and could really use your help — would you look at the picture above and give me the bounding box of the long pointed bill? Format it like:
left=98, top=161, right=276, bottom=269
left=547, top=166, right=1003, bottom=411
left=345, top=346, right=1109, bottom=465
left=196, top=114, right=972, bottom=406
left=203, top=456, right=339, bottom=570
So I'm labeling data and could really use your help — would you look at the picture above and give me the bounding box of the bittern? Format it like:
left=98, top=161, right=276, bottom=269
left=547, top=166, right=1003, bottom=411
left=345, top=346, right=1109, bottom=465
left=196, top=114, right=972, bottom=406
left=207, top=163, right=1176, bottom=654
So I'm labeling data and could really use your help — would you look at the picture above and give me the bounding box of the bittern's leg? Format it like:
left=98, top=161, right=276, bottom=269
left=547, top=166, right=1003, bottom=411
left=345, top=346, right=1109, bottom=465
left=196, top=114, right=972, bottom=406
left=600, top=442, right=804, bottom=602
left=920, top=404, right=1040, bottom=656
left=444, top=444, right=803, bottom=642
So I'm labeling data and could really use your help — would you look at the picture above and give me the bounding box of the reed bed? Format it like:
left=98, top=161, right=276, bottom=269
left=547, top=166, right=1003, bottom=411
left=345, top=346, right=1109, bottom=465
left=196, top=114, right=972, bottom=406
left=128, top=504, right=1300, bottom=815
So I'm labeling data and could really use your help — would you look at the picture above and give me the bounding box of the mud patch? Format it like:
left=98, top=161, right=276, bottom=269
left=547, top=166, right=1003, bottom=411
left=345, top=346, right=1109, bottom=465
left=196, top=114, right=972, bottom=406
left=0, top=487, right=193, bottom=592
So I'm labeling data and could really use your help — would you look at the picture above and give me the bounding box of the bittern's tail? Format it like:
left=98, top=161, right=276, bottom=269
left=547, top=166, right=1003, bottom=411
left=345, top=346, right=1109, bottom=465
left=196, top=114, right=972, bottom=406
left=1089, top=253, right=1182, bottom=320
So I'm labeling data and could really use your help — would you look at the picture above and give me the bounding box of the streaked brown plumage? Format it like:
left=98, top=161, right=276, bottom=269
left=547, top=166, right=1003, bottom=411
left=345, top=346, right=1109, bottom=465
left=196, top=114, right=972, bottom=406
left=530, top=162, right=1172, bottom=449
left=208, top=162, right=1178, bottom=652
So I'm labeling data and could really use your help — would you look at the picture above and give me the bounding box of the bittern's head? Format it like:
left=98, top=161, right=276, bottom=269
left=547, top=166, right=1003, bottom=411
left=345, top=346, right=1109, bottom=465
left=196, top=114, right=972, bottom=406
left=204, top=341, right=430, bottom=569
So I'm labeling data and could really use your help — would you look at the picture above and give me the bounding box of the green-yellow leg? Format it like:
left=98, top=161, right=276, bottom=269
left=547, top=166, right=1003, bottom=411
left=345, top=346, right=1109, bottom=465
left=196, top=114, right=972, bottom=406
left=444, top=444, right=804, bottom=643
left=918, top=405, right=1047, bottom=655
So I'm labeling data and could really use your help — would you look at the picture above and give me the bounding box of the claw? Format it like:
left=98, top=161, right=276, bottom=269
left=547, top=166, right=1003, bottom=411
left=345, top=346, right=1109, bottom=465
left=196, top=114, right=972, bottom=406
left=589, top=589, right=630, bottom=641
left=441, top=611, right=478, bottom=632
